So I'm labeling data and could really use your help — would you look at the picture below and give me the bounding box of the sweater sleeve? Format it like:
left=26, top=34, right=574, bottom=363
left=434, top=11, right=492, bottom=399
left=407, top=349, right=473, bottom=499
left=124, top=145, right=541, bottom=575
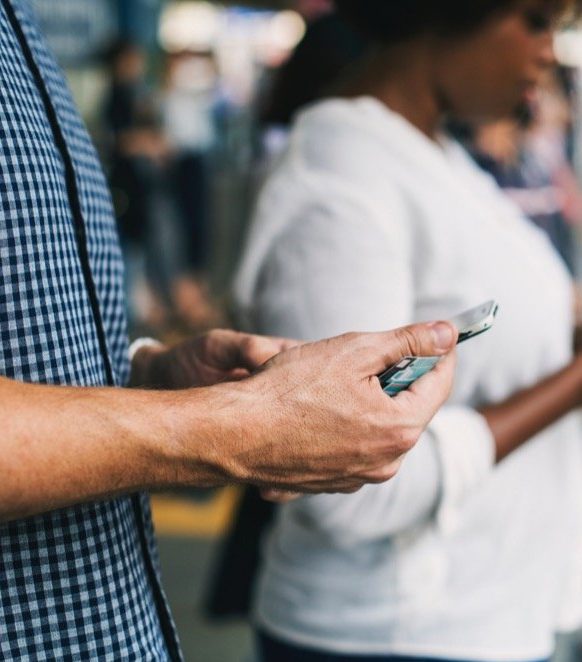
left=248, top=183, right=495, bottom=544
left=291, top=407, right=495, bottom=546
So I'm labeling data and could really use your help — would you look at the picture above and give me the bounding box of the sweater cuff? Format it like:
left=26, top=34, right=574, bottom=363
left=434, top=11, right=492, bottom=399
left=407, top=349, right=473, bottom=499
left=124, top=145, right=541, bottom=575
left=428, top=407, right=495, bottom=534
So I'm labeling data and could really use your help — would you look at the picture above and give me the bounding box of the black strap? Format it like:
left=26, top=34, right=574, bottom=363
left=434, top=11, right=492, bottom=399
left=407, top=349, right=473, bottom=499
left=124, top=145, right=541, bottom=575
left=1, top=2, right=182, bottom=659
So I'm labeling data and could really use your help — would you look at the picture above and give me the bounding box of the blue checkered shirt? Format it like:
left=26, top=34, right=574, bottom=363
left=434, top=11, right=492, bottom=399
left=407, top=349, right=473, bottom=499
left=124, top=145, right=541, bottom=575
left=0, top=1, right=182, bottom=659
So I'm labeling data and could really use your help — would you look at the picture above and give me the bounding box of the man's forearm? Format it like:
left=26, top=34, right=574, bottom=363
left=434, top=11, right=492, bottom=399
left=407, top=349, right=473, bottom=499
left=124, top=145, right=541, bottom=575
left=0, top=376, right=236, bottom=522
left=0, top=324, right=459, bottom=521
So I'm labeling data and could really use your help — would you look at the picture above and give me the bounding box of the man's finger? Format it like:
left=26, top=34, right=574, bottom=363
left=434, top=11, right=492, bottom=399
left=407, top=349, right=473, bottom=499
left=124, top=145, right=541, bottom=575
left=260, top=489, right=302, bottom=503
left=237, top=333, right=301, bottom=370
left=276, top=337, right=304, bottom=353
left=360, top=322, right=457, bottom=376
left=203, top=330, right=293, bottom=372
left=393, top=351, right=457, bottom=420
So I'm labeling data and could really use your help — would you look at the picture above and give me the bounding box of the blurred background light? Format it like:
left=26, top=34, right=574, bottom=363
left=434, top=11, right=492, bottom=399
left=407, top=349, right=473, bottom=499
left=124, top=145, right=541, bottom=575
left=159, top=1, right=221, bottom=52
left=265, top=10, right=306, bottom=53
left=256, top=9, right=306, bottom=65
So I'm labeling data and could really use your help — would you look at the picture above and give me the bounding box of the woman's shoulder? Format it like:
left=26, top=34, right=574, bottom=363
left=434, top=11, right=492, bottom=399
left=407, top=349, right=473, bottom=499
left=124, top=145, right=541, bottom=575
left=288, top=97, right=405, bottom=179
left=295, top=96, right=375, bottom=127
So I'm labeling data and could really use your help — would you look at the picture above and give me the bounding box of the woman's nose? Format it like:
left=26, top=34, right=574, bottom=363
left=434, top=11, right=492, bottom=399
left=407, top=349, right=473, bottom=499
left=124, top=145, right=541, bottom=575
left=539, top=34, right=557, bottom=68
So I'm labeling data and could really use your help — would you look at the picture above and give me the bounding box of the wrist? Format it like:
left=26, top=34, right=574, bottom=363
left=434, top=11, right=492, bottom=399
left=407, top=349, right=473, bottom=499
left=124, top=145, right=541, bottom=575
left=149, top=381, right=261, bottom=489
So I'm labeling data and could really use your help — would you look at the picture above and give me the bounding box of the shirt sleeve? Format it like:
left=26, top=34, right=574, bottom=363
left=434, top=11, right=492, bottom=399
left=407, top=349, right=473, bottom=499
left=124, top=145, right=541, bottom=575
left=249, top=186, right=495, bottom=544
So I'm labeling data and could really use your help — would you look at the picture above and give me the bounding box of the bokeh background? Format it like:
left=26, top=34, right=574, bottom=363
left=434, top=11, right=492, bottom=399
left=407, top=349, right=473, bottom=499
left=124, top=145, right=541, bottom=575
left=29, top=1, right=582, bottom=660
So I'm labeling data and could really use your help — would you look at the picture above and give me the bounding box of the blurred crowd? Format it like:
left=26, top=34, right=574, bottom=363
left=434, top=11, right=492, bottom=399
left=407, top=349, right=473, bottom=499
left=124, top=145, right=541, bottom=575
left=102, top=40, right=223, bottom=332
left=37, top=0, right=582, bottom=340
left=92, top=0, right=346, bottom=337
left=33, top=1, right=582, bottom=660
left=81, top=0, right=582, bottom=344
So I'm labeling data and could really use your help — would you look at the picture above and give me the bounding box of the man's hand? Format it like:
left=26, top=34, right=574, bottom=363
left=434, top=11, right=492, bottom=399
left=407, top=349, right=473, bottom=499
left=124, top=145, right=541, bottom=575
left=0, top=322, right=456, bottom=521
left=129, top=329, right=297, bottom=389
left=169, top=321, right=457, bottom=495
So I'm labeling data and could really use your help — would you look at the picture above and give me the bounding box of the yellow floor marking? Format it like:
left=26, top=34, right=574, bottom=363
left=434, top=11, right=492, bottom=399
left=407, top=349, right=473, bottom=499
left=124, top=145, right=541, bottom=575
left=151, top=488, right=241, bottom=538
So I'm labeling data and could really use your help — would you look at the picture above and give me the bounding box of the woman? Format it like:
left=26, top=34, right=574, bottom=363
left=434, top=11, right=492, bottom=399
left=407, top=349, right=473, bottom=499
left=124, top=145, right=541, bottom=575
left=235, top=1, right=582, bottom=661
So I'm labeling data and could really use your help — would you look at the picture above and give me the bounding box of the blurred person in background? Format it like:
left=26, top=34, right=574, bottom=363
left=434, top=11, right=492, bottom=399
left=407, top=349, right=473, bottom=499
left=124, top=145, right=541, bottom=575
left=103, top=39, right=175, bottom=328
left=104, top=43, right=221, bottom=332
left=235, top=1, right=582, bottom=661
left=456, top=67, right=582, bottom=273
left=163, top=50, right=223, bottom=330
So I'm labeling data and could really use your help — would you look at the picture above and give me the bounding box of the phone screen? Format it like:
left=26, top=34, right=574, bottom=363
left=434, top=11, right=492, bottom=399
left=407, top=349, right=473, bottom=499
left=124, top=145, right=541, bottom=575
left=451, top=300, right=498, bottom=344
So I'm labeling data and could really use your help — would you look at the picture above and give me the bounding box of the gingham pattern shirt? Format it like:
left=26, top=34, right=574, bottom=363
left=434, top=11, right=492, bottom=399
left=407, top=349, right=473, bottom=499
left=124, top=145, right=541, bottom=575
left=0, top=1, right=181, bottom=659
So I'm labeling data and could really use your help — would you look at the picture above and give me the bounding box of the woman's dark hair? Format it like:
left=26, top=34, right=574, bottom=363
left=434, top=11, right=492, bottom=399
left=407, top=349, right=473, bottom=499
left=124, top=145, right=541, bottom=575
left=261, top=13, right=368, bottom=126
left=334, top=0, right=575, bottom=44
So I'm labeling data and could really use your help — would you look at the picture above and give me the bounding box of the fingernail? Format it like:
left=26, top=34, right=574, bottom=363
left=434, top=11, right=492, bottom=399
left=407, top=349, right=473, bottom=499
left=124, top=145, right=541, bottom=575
left=429, top=322, right=456, bottom=351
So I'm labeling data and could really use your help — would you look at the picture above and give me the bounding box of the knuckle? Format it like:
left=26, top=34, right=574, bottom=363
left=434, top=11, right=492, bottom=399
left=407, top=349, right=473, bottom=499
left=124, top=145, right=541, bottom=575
left=242, top=335, right=262, bottom=359
left=241, top=334, right=255, bottom=350
left=208, top=328, right=228, bottom=344
left=396, top=326, right=422, bottom=356
left=374, top=411, right=419, bottom=455
left=390, top=425, right=418, bottom=456
left=403, top=426, right=421, bottom=450
left=338, top=482, right=364, bottom=494
left=368, top=460, right=402, bottom=484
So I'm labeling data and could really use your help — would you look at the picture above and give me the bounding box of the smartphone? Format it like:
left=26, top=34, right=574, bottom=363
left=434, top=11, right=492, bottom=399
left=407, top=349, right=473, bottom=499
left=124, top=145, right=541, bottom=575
left=378, top=300, right=499, bottom=397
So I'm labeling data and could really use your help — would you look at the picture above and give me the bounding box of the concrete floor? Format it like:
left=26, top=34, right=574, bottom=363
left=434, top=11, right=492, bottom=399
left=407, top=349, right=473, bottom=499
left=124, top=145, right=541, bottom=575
left=157, top=535, right=253, bottom=662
